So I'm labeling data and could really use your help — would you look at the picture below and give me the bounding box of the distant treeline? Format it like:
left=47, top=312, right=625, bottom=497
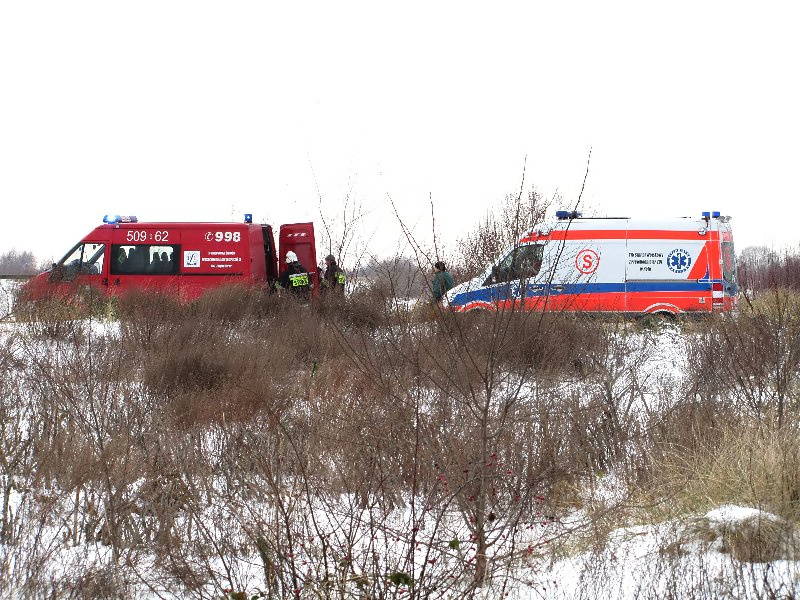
left=0, top=249, right=39, bottom=276
left=738, top=246, right=800, bottom=292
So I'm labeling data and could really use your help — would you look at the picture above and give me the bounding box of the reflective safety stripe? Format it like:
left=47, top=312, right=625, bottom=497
left=290, top=273, right=309, bottom=287
left=336, top=272, right=346, bottom=284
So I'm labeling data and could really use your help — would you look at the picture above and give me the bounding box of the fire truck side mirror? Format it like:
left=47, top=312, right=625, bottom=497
left=48, top=265, right=64, bottom=282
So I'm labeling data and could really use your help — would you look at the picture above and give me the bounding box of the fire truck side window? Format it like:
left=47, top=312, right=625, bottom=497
left=52, top=243, right=106, bottom=281
left=111, top=245, right=179, bottom=275
left=491, top=244, right=544, bottom=284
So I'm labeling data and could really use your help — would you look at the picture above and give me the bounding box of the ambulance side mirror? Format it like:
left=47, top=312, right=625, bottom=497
left=484, top=266, right=499, bottom=286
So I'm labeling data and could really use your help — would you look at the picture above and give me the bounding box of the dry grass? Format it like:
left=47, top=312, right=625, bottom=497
left=645, top=424, right=800, bottom=523
left=5, top=269, right=800, bottom=597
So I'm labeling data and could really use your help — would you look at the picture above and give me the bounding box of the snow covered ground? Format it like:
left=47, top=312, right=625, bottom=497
left=527, top=505, right=800, bottom=599
left=0, top=279, right=18, bottom=319
left=1, top=311, right=799, bottom=598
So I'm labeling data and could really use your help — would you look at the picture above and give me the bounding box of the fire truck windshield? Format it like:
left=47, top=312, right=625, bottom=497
left=51, top=243, right=106, bottom=281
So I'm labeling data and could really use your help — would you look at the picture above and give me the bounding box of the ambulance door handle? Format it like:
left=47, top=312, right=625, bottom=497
left=113, top=278, right=120, bottom=286
left=102, top=278, right=108, bottom=285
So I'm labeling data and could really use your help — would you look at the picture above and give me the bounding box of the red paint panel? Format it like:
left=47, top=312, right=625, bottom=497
left=687, top=244, right=709, bottom=279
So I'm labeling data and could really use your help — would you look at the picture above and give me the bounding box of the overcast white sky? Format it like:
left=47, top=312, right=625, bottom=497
left=1, top=1, right=798, bottom=264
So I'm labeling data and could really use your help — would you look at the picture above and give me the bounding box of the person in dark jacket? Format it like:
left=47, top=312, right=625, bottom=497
left=276, top=251, right=311, bottom=297
left=321, top=254, right=346, bottom=296
left=431, top=261, right=454, bottom=303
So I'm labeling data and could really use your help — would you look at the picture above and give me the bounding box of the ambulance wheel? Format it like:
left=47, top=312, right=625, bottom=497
left=640, top=310, right=676, bottom=330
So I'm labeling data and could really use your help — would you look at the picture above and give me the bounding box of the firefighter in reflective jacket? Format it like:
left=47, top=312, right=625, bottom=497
left=275, top=251, right=311, bottom=297
left=321, top=254, right=346, bottom=296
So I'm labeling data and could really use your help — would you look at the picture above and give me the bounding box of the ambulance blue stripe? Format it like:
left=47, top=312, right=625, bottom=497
left=451, top=280, right=721, bottom=306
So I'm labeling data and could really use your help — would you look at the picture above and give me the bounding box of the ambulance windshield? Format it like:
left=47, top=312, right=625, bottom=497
left=490, top=244, right=544, bottom=284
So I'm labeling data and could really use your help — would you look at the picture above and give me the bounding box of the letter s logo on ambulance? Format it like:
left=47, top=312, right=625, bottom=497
left=667, top=248, right=692, bottom=273
left=576, top=249, right=599, bottom=274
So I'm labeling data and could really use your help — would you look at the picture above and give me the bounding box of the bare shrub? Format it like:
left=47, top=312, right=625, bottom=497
left=14, top=296, right=89, bottom=341
left=685, top=289, right=800, bottom=429
left=319, top=293, right=655, bottom=590
left=325, top=284, right=388, bottom=331
left=493, top=312, right=607, bottom=378
left=361, top=255, right=428, bottom=299
left=116, top=288, right=184, bottom=349
left=721, top=513, right=799, bottom=563
left=454, top=188, right=550, bottom=281
left=141, top=327, right=287, bottom=426
left=188, top=283, right=270, bottom=322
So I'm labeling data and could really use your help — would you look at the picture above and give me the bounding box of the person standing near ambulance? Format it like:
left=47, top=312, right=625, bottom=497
left=276, top=251, right=311, bottom=298
left=431, top=261, right=454, bottom=304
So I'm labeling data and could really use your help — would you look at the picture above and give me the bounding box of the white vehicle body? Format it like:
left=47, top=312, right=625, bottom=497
left=446, top=211, right=737, bottom=315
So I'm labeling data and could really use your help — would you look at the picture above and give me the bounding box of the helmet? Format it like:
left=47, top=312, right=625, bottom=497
left=285, top=251, right=298, bottom=264
left=325, top=254, right=335, bottom=263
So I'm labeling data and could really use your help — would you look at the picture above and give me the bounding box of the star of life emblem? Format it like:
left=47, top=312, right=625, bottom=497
left=667, top=248, right=692, bottom=273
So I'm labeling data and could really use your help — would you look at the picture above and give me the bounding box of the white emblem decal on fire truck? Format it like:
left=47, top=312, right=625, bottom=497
left=184, top=250, right=201, bottom=268
left=666, top=248, right=692, bottom=273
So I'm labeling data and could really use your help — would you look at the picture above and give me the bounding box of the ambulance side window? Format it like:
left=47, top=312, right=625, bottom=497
left=722, top=241, right=737, bottom=283
left=52, top=243, right=106, bottom=281
left=111, top=244, right=179, bottom=275
left=488, top=244, right=544, bottom=284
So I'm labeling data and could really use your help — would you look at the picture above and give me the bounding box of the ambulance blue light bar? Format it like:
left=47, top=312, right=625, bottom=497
left=702, top=211, right=711, bottom=220
left=556, top=210, right=582, bottom=220
left=244, top=213, right=253, bottom=223
left=103, top=215, right=138, bottom=224
left=712, top=211, right=721, bottom=218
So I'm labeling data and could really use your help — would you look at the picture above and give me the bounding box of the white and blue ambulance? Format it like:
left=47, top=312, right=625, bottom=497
left=445, top=211, right=737, bottom=316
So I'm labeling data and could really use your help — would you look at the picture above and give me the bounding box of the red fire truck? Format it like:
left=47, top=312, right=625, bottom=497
left=22, top=214, right=318, bottom=301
